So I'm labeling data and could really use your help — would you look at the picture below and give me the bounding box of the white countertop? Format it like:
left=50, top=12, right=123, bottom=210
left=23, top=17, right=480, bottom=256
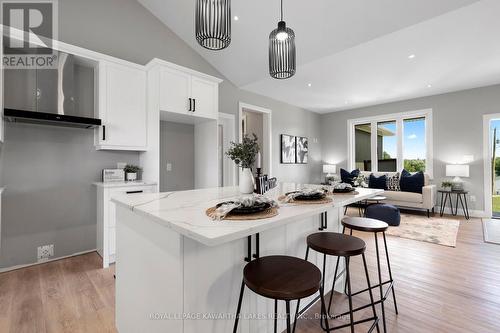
left=112, top=183, right=383, bottom=246
left=93, top=181, right=157, bottom=188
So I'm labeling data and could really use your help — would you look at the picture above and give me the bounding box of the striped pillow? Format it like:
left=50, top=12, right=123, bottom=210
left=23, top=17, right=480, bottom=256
left=386, top=173, right=400, bottom=191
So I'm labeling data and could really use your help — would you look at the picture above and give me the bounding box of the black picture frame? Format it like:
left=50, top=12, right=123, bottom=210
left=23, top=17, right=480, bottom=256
left=296, top=136, right=308, bottom=164
left=280, top=134, right=296, bottom=164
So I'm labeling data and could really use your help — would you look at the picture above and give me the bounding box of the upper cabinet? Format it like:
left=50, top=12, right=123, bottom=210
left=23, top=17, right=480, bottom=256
left=157, top=61, right=221, bottom=120
left=95, top=61, right=147, bottom=151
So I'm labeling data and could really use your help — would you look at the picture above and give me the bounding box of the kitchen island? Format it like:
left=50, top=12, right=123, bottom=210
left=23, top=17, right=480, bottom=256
left=111, top=183, right=382, bottom=333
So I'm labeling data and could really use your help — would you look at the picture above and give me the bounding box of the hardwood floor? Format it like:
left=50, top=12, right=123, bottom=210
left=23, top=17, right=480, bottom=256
left=1, top=212, right=499, bottom=332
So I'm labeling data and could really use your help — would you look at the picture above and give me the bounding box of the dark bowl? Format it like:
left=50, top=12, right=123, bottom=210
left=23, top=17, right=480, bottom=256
left=332, top=188, right=355, bottom=193
left=215, top=201, right=271, bottom=215
left=286, top=191, right=326, bottom=201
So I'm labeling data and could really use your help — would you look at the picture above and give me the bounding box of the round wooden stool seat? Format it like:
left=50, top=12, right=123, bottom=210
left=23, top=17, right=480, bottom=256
left=342, top=216, right=389, bottom=233
left=243, top=255, right=321, bottom=301
left=307, top=232, right=366, bottom=257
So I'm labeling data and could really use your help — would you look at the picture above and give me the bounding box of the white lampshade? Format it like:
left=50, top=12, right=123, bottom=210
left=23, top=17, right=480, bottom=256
left=323, top=164, right=337, bottom=174
left=446, top=164, right=469, bottom=178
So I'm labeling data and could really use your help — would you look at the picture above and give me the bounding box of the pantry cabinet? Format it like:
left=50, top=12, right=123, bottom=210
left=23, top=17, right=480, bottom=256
left=95, top=60, right=147, bottom=151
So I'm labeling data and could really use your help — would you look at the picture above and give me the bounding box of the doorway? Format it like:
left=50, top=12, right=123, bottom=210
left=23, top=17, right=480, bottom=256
left=483, top=114, right=500, bottom=218
left=218, top=113, right=237, bottom=187
left=238, top=102, right=272, bottom=177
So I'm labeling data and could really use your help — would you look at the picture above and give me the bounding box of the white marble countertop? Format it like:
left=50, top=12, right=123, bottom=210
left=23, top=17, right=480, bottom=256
left=111, top=183, right=383, bottom=246
left=93, top=181, right=157, bottom=188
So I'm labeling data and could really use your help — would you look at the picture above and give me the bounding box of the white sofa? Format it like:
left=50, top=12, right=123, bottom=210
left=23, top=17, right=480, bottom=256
left=361, top=172, right=437, bottom=217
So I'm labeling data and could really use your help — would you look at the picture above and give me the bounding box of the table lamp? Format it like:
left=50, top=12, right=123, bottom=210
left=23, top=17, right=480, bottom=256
left=446, top=164, right=469, bottom=191
left=323, top=164, right=337, bottom=182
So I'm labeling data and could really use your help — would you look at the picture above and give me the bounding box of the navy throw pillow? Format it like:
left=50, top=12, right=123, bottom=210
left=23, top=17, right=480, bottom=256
left=340, top=168, right=360, bottom=185
left=369, top=174, right=387, bottom=190
left=400, top=170, right=425, bottom=193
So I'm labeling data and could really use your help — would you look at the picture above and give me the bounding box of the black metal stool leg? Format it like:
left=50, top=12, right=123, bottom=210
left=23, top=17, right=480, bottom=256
left=319, top=283, right=331, bottom=331
left=286, top=300, right=291, bottom=333
left=374, top=233, right=387, bottom=333
left=345, top=257, right=355, bottom=333
left=233, top=280, right=245, bottom=333
left=362, top=253, right=380, bottom=333
left=344, top=257, right=350, bottom=296
left=383, top=232, right=398, bottom=314
left=293, top=246, right=310, bottom=332
left=328, top=254, right=341, bottom=315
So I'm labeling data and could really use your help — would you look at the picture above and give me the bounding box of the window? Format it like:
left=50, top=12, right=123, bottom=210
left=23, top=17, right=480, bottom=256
left=403, top=117, right=426, bottom=172
left=348, top=109, right=432, bottom=177
left=377, top=121, right=397, bottom=172
left=354, top=123, right=372, bottom=171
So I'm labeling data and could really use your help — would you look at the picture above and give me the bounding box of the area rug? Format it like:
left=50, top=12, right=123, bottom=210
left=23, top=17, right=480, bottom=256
left=482, top=219, right=500, bottom=245
left=385, top=214, right=460, bottom=247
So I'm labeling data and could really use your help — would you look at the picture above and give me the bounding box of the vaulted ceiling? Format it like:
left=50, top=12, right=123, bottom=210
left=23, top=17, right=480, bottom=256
left=138, top=0, right=500, bottom=113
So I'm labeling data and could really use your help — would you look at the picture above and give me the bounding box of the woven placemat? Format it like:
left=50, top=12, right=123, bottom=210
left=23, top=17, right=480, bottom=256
left=278, top=196, right=333, bottom=205
left=206, top=206, right=279, bottom=221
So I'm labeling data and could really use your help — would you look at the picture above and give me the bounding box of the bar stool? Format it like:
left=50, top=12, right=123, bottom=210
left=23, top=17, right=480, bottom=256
left=298, top=232, right=379, bottom=333
left=233, top=255, right=330, bottom=333
left=339, top=217, right=399, bottom=333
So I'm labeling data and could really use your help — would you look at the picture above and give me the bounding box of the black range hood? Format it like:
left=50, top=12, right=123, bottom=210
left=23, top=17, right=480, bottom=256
left=3, top=51, right=101, bottom=129
left=4, top=108, right=101, bottom=129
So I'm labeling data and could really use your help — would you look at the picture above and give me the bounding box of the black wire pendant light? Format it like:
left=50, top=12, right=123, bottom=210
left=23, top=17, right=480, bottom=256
left=269, top=0, right=296, bottom=79
left=195, top=0, right=231, bottom=50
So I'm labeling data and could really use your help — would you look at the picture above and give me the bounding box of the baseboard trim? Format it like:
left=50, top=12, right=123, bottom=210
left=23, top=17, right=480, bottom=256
left=0, top=249, right=98, bottom=273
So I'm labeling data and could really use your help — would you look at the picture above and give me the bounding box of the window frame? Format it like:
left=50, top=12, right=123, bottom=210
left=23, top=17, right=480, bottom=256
left=347, top=109, right=433, bottom=178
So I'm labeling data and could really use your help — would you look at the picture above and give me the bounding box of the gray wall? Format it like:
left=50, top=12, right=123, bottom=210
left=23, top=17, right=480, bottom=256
left=321, top=84, right=500, bottom=213
left=160, top=121, right=195, bottom=192
left=0, top=123, right=138, bottom=268
left=0, top=0, right=322, bottom=268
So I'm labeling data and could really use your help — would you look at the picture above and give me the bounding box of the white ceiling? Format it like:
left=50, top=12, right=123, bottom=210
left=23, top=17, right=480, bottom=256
left=138, top=0, right=500, bottom=113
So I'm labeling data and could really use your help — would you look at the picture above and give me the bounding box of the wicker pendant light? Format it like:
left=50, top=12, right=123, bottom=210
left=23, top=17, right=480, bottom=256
left=195, top=0, right=231, bottom=50
left=269, top=0, right=296, bottom=79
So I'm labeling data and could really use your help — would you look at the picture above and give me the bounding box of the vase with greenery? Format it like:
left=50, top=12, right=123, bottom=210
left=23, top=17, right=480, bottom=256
left=226, top=134, right=260, bottom=194
left=124, top=164, right=142, bottom=182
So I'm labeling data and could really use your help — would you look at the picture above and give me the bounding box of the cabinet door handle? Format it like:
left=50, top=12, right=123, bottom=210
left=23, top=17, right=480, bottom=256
left=102, top=125, right=106, bottom=141
left=126, top=190, right=144, bottom=194
left=188, top=98, right=192, bottom=111
left=193, top=98, right=196, bottom=112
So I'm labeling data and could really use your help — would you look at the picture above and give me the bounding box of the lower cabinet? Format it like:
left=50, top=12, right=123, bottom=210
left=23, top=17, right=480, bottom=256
left=96, top=182, right=157, bottom=268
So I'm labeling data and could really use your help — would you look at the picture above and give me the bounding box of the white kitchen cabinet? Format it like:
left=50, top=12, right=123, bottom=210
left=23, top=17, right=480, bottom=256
left=159, top=67, right=191, bottom=115
left=95, top=182, right=157, bottom=268
left=157, top=61, right=220, bottom=120
left=95, top=61, right=147, bottom=151
left=190, top=76, right=218, bottom=119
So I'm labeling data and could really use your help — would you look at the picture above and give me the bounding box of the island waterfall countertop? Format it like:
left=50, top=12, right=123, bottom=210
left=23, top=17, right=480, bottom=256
left=112, top=183, right=383, bottom=246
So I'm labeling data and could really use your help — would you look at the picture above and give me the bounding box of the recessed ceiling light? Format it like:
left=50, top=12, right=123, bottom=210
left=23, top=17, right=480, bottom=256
left=344, top=101, right=349, bottom=104
left=408, top=54, right=416, bottom=59
left=307, top=83, right=312, bottom=87
left=427, top=84, right=432, bottom=88
left=234, top=16, right=239, bottom=21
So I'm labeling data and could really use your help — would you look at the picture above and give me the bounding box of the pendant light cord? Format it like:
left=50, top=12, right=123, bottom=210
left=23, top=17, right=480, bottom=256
left=280, top=0, right=283, bottom=21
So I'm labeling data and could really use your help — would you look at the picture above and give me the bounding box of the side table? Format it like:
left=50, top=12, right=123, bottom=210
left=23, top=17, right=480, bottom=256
left=438, top=190, right=470, bottom=220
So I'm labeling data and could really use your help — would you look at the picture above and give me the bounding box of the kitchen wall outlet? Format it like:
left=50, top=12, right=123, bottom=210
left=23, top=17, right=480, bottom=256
left=166, top=163, right=172, bottom=172
left=117, top=162, right=127, bottom=169
left=469, top=195, right=476, bottom=202
left=37, top=244, right=54, bottom=262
